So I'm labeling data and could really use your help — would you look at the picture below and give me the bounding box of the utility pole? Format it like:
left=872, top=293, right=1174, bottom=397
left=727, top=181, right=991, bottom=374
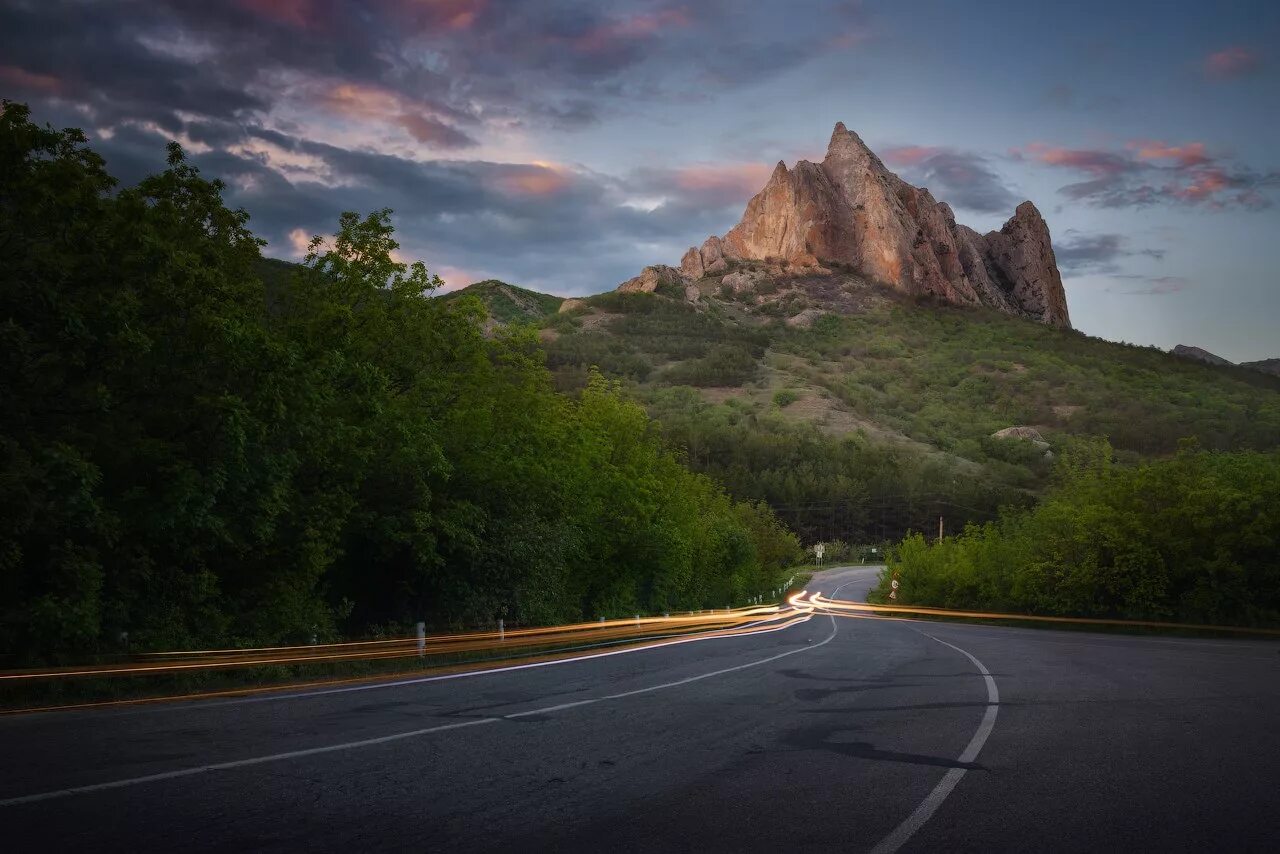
left=938, top=515, right=944, bottom=543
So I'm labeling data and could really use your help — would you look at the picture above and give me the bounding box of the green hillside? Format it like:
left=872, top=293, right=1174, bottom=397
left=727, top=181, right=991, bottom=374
left=535, top=274, right=1280, bottom=543
left=443, top=279, right=564, bottom=323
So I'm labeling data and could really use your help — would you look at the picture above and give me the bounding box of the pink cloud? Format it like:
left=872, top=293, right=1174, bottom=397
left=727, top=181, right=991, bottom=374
left=1203, top=46, right=1261, bottom=79
left=572, top=8, right=692, bottom=54
left=421, top=0, right=488, bottom=30
left=881, top=146, right=943, bottom=167
left=1169, top=167, right=1230, bottom=202
left=1015, top=138, right=1275, bottom=210
left=494, top=163, right=573, bottom=196
left=1128, top=140, right=1210, bottom=168
left=319, top=82, right=475, bottom=148
left=435, top=265, right=486, bottom=292
left=1017, top=142, right=1134, bottom=177
left=287, top=227, right=314, bottom=258
left=671, top=162, right=773, bottom=199
left=0, top=65, right=63, bottom=95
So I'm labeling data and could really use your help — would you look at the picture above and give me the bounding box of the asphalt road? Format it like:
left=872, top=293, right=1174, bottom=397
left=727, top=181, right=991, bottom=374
left=3, top=566, right=1278, bottom=852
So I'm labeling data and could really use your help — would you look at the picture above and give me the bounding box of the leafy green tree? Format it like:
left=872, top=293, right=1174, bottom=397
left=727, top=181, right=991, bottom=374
left=1, top=102, right=800, bottom=660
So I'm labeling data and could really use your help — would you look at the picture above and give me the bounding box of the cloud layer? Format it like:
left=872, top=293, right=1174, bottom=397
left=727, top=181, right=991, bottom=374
left=1013, top=139, right=1279, bottom=210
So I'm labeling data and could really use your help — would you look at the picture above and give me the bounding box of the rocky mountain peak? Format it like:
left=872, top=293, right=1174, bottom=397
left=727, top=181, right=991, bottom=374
left=639, top=121, right=1072, bottom=329
left=825, top=121, right=877, bottom=164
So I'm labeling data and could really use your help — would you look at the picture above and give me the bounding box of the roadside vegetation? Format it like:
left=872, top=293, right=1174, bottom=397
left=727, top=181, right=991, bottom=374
left=0, top=103, right=800, bottom=664
left=874, top=440, right=1280, bottom=628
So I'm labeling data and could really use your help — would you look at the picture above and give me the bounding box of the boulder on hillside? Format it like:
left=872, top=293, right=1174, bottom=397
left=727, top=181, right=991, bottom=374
left=991, top=426, right=1050, bottom=449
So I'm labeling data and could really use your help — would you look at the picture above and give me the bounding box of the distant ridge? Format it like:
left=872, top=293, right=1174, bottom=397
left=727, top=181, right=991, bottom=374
left=442, top=279, right=563, bottom=323
left=1172, top=345, right=1280, bottom=377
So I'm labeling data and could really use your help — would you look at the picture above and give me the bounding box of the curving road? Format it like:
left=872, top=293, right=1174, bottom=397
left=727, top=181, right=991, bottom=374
left=2, top=566, right=1278, bottom=852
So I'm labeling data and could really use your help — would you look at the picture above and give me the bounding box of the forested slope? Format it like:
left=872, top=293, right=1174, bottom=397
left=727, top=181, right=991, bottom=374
left=538, top=278, right=1280, bottom=542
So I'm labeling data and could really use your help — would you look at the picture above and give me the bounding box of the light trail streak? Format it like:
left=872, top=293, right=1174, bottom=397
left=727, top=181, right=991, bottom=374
left=134, top=606, right=783, bottom=658
left=807, top=593, right=1280, bottom=636
left=0, top=607, right=791, bottom=682
left=1, top=596, right=816, bottom=713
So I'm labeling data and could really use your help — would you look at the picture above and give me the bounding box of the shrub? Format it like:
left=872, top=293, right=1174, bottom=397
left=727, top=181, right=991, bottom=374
left=773, top=389, right=800, bottom=408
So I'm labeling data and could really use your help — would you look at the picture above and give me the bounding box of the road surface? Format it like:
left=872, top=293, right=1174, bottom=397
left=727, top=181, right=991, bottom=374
left=2, top=566, right=1278, bottom=852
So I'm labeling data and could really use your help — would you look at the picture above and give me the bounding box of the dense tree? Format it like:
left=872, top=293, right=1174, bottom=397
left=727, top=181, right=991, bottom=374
left=0, top=103, right=800, bottom=662
left=879, top=440, right=1280, bottom=627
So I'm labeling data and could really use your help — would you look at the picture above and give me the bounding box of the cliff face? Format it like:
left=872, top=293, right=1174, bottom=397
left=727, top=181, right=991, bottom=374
left=668, top=122, right=1071, bottom=328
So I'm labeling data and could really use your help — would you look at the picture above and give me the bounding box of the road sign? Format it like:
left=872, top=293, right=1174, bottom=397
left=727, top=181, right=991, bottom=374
left=814, top=543, right=825, bottom=561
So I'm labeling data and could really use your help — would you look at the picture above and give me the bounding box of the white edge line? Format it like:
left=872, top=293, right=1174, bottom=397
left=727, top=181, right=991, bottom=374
left=0, top=613, right=837, bottom=808
left=869, top=631, right=1000, bottom=854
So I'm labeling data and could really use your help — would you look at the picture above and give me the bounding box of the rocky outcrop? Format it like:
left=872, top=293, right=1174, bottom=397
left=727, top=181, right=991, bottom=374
left=992, top=425, right=1053, bottom=460
left=655, top=122, right=1072, bottom=328
left=1172, top=345, right=1232, bottom=367
left=618, top=264, right=686, bottom=295
left=991, top=426, right=1049, bottom=447
left=680, top=236, right=729, bottom=280
left=1241, top=358, right=1280, bottom=377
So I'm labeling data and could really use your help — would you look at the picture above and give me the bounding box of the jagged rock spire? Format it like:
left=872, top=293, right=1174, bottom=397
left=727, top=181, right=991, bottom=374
left=668, top=121, right=1072, bottom=328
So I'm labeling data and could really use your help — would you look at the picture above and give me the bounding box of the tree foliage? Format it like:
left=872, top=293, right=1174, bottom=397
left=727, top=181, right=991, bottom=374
left=0, top=103, right=800, bottom=661
left=879, top=439, right=1280, bottom=626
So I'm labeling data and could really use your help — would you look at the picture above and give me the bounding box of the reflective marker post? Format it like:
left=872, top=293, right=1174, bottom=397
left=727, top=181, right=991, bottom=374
left=416, top=621, right=426, bottom=658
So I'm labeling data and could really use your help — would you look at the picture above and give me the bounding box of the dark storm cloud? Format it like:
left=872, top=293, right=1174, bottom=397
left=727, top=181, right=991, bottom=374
left=0, top=0, right=876, bottom=292
left=880, top=147, right=1019, bottom=214
left=1055, top=231, right=1165, bottom=276
left=0, top=2, right=268, bottom=128
left=173, top=124, right=735, bottom=292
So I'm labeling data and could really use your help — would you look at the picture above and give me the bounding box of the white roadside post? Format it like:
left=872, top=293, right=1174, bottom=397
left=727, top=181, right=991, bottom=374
left=498, top=618, right=505, bottom=641
left=416, top=621, right=426, bottom=658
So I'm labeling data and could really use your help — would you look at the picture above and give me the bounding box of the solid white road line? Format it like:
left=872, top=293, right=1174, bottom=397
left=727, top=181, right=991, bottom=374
left=869, top=631, right=1000, bottom=854
left=0, top=615, right=838, bottom=808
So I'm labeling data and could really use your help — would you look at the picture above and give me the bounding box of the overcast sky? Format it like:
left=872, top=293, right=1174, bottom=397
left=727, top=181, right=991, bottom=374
left=3, top=0, right=1277, bottom=360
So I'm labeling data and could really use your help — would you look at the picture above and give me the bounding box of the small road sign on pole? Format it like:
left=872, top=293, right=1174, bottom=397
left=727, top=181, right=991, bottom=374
left=890, top=574, right=900, bottom=601
left=814, top=543, right=825, bottom=563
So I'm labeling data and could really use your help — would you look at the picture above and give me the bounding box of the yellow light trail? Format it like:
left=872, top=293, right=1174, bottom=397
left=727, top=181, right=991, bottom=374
left=807, top=593, right=1280, bottom=636
left=1, top=598, right=816, bottom=714
left=0, top=601, right=809, bottom=683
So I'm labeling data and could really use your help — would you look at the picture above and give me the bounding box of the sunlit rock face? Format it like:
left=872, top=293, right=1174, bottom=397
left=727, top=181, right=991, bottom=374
left=649, top=122, right=1071, bottom=328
